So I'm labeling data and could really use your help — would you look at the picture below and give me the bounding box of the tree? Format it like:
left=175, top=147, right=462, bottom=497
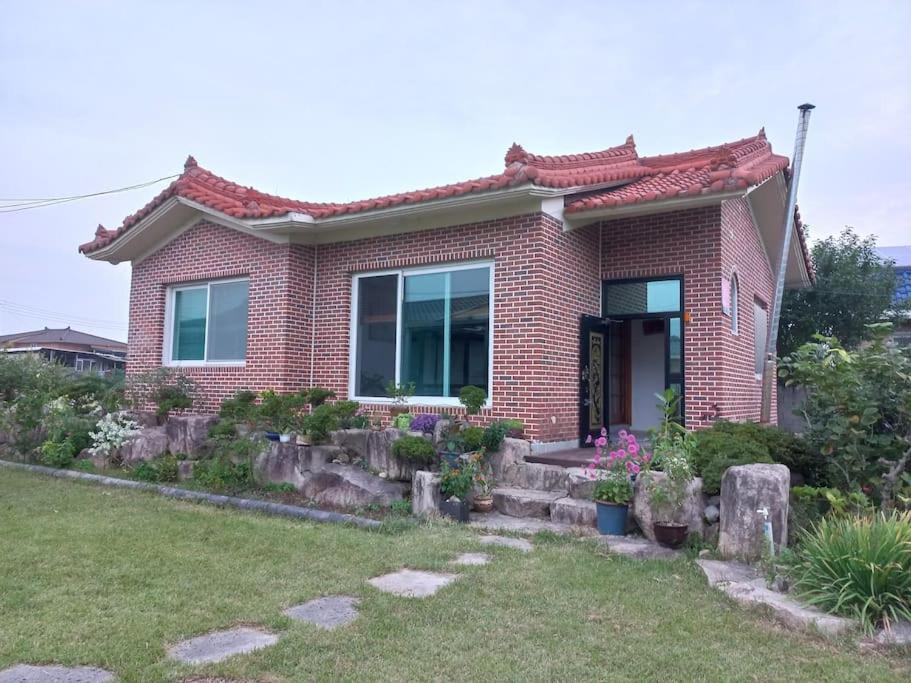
left=780, top=324, right=911, bottom=511
left=778, top=227, right=902, bottom=357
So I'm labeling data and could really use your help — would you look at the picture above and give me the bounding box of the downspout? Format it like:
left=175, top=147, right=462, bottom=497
left=308, top=244, right=318, bottom=389
left=760, top=103, right=815, bottom=423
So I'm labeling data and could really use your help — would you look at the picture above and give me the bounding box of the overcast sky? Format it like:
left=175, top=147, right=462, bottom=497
left=2, top=1, right=909, bottom=341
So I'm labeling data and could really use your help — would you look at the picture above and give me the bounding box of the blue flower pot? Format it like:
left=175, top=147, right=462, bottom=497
left=264, top=431, right=280, bottom=442
left=595, top=501, right=628, bottom=536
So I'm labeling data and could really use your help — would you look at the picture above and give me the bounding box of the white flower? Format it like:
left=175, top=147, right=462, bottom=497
left=89, top=412, right=141, bottom=456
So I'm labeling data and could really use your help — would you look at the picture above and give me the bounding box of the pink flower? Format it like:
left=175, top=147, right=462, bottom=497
left=626, top=461, right=641, bottom=475
left=585, top=434, right=593, bottom=445
left=595, top=436, right=607, bottom=448
left=618, top=429, right=628, bottom=440
left=600, top=427, right=608, bottom=437
left=628, top=443, right=639, bottom=455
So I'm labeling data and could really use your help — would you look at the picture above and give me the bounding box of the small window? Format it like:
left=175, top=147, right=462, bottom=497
left=730, top=275, right=739, bottom=335
left=166, top=279, right=249, bottom=364
left=604, top=278, right=682, bottom=316
left=753, top=298, right=768, bottom=375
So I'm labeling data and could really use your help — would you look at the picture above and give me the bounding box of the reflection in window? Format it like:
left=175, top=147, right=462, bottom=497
left=604, top=278, right=681, bottom=315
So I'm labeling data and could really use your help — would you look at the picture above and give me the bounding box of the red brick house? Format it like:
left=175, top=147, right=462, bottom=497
left=80, top=129, right=812, bottom=450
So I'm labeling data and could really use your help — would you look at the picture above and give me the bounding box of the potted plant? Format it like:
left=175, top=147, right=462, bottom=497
left=439, top=459, right=477, bottom=522
left=592, top=469, right=633, bottom=535
left=385, top=381, right=415, bottom=418
left=392, top=412, right=414, bottom=430
left=642, top=389, right=695, bottom=548
left=471, top=451, right=495, bottom=513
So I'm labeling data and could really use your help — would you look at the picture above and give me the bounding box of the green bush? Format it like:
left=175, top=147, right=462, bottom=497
left=305, top=387, right=336, bottom=407
left=304, top=403, right=338, bottom=443
left=208, top=419, right=239, bottom=441
left=128, top=368, right=197, bottom=422
left=690, top=427, right=774, bottom=495
left=458, top=385, right=486, bottom=415
left=132, top=455, right=179, bottom=483
left=460, top=426, right=485, bottom=452
left=707, top=420, right=823, bottom=484
left=391, top=435, right=436, bottom=465
left=482, top=421, right=510, bottom=453
left=193, top=456, right=251, bottom=492
left=218, top=390, right=258, bottom=423
left=392, top=412, right=414, bottom=430
left=39, top=439, right=77, bottom=468
left=788, top=511, right=911, bottom=632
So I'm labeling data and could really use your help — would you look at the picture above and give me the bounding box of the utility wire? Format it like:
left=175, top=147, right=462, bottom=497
left=0, top=300, right=128, bottom=330
left=0, top=173, right=179, bottom=213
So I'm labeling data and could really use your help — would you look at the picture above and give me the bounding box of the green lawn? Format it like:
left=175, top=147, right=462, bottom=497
left=0, top=470, right=906, bottom=682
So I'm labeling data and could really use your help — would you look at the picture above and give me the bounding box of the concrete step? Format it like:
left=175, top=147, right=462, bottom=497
left=550, top=497, right=597, bottom=527
left=492, top=487, right=567, bottom=519
left=511, top=462, right=570, bottom=492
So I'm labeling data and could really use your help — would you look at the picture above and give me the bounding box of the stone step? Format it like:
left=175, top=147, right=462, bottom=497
left=511, top=462, right=570, bottom=492
left=492, top=487, right=566, bottom=519
left=550, top=497, right=597, bottom=527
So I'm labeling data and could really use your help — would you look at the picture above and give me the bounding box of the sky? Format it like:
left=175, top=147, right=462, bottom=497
left=1, top=0, right=909, bottom=341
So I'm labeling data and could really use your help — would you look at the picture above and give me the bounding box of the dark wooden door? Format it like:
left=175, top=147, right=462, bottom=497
left=579, top=315, right=611, bottom=446
left=609, top=320, right=631, bottom=425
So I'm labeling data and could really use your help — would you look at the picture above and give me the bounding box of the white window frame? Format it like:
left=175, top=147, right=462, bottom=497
left=163, top=277, right=249, bottom=367
left=730, top=274, right=739, bottom=335
left=348, top=260, right=494, bottom=408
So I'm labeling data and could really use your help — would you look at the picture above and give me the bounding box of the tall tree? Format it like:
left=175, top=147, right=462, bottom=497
left=778, top=227, right=902, bottom=357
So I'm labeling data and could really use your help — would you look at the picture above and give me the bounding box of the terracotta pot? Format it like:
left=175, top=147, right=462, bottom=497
left=473, top=495, right=494, bottom=513
left=653, top=522, right=688, bottom=548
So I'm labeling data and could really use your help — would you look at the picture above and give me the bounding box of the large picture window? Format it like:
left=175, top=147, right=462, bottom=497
left=166, top=279, right=249, bottom=364
left=351, top=263, right=492, bottom=403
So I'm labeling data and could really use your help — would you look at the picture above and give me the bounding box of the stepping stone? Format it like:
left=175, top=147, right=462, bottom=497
left=0, top=665, right=114, bottom=683
left=452, top=552, right=490, bottom=566
left=470, top=512, right=586, bottom=536
left=598, top=535, right=681, bottom=560
left=478, top=535, right=533, bottom=552
left=167, top=626, right=280, bottom=665
left=368, top=569, right=458, bottom=598
left=720, top=581, right=854, bottom=636
left=492, top=487, right=565, bottom=519
left=284, top=596, right=359, bottom=630
left=696, top=559, right=760, bottom=586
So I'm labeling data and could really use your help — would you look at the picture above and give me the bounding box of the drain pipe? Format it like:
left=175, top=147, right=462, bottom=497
left=760, top=103, right=815, bottom=423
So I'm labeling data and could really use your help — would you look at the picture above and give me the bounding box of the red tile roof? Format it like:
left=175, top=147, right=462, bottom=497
left=79, top=130, right=790, bottom=254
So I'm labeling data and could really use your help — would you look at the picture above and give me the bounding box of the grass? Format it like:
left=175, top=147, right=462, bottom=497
left=0, top=470, right=906, bottom=682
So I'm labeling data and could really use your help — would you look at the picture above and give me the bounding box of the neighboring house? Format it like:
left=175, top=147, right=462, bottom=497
left=79, top=129, right=812, bottom=450
left=0, top=327, right=126, bottom=375
left=876, top=245, right=911, bottom=348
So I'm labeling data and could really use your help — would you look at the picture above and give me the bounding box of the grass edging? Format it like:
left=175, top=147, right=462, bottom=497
left=0, top=459, right=381, bottom=529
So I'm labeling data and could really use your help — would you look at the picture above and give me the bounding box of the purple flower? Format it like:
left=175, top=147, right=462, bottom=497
left=410, top=413, right=440, bottom=433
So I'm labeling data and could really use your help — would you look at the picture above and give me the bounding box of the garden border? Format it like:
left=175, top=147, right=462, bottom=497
left=0, top=459, right=381, bottom=529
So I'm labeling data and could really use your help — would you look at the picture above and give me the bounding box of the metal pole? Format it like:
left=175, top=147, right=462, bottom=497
left=760, top=103, right=815, bottom=423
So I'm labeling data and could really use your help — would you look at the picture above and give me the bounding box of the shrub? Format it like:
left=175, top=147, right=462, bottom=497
left=440, top=460, right=477, bottom=500
left=133, top=454, right=179, bottom=483
left=193, top=456, right=251, bottom=492
left=89, top=412, right=140, bottom=460
left=0, top=354, right=71, bottom=451
left=209, top=419, right=239, bottom=441
left=502, top=419, right=524, bottom=439
left=392, top=412, right=414, bottom=430
left=304, top=403, right=338, bottom=443
left=63, top=372, right=125, bottom=414
left=218, top=390, right=258, bottom=423
left=482, top=421, right=510, bottom=453
left=788, top=511, right=911, bottom=632
left=691, top=428, right=775, bottom=495
left=389, top=499, right=413, bottom=516
left=333, top=400, right=361, bottom=429
left=391, top=435, right=436, bottom=465
left=460, top=426, right=485, bottom=452
left=409, top=413, right=439, bottom=434
left=128, top=368, right=197, bottom=422
left=705, top=420, right=823, bottom=484
left=305, top=387, right=336, bottom=407
left=39, top=439, right=77, bottom=468
left=458, top=385, right=486, bottom=415
left=592, top=470, right=632, bottom=505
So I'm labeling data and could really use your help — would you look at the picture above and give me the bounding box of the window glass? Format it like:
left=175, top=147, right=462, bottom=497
left=172, top=288, right=207, bottom=360
left=354, top=264, right=491, bottom=400
left=754, top=299, right=768, bottom=375
left=730, top=276, right=739, bottom=334
left=402, top=272, right=447, bottom=396
left=669, top=317, right=682, bottom=375
left=207, top=281, right=249, bottom=361
left=604, top=279, right=681, bottom=315
left=355, top=274, right=398, bottom=397
left=449, top=267, right=490, bottom=395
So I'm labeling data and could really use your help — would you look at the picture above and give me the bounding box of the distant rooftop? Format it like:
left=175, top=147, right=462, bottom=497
left=0, top=327, right=126, bottom=351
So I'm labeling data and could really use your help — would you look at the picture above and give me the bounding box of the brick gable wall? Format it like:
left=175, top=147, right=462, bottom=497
left=127, top=221, right=314, bottom=412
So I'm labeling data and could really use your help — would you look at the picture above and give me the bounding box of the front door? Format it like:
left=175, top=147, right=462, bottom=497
left=579, top=315, right=611, bottom=446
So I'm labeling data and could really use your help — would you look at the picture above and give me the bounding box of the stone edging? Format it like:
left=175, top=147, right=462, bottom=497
left=0, top=460, right=380, bottom=529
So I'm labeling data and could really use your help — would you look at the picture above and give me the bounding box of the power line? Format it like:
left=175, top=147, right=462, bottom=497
left=0, top=173, right=179, bottom=214
left=0, top=300, right=128, bottom=330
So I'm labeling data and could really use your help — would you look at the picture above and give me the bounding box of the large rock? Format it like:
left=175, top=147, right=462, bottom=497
left=432, top=419, right=452, bottom=446
left=631, top=472, right=705, bottom=543
left=331, top=429, right=369, bottom=460
left=487, top=437, right=528, bottom=484
left=512, top=462, right=568, bottom=491
left=492, top=487, right=564, bottom=519
left=412, top=470, right=441, bottom=515
left=301, top=463, right=408, bottom=508
left=550, top=497, right=597, bottom=526
left=365, top=428, right=420, bottom=481
left=254, top=442, right=307, bottom=489
left=119, top=426, right=169, bottom=464
left=566, top=467, right=608, bottom=499
left=719, top=464, right=790, bottom=562
left=166, top=414, right=217, bottom=456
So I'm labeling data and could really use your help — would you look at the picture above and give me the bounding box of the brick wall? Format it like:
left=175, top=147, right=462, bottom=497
left=127, top=221, right=314, bottom=412
left=719, top=197, right=777, bottom=423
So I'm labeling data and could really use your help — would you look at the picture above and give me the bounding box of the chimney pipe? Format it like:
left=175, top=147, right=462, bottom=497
left=760, top=103, right=815, bottom=423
